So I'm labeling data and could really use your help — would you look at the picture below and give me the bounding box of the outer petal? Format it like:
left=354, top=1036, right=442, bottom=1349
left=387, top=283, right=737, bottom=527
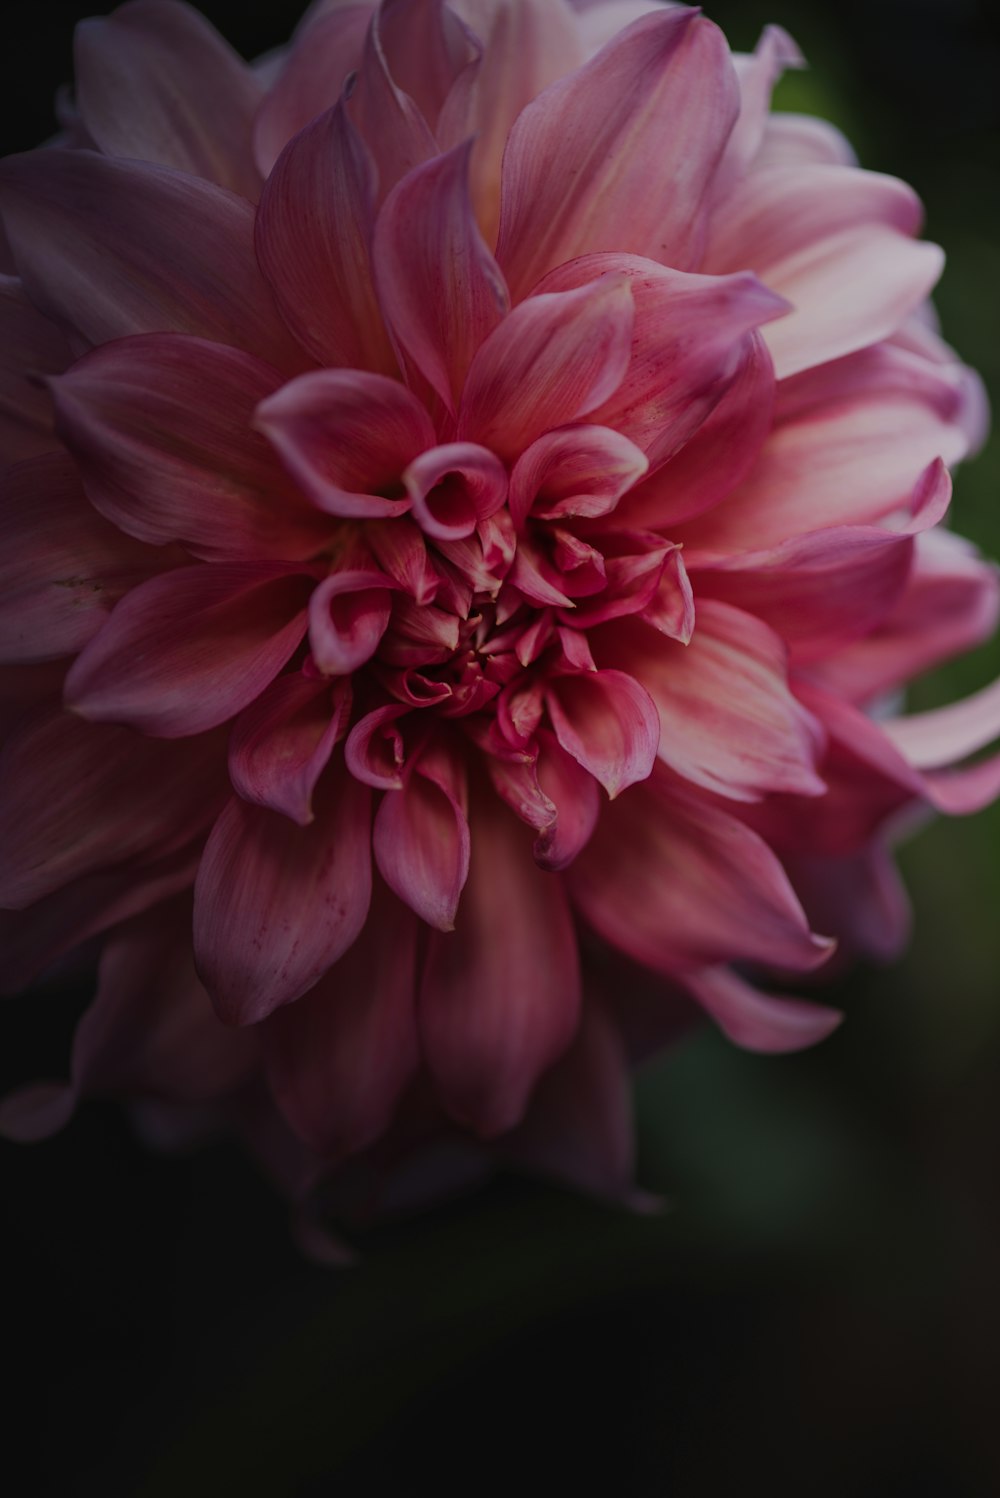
left=0, top=152, right=301, bottom=370
left=0, top=275, right=71, bottom=465
left=255, top=98, right=394, bottom=374
left=683, top=966, right=843, bottom=1054
left=569, top=766, right=835, bottom=975
left=253, top=4, right=372, bottom=176
left=262, top=881, right=419, bottom=1159
left=194, top=765, right=372, bottom=1024
left=74, top=0, right=263, bottom=198
left=546, top=668, right=658, bottom=799
left=0, top=711, right=225, bottom=908
left=458, top=277, right=634, bottom=461
left=374, top=142, right=510, bottom=412
left=0, top=453, right=165, bottom=665
left=257, top=368, right=435, bottom=518
left=373, top=736, right=471, bottom=928
left=229, top=673, right=350, bottom=825
left=52, top=334, right=330, bottom=562
left=65, top=564, right=314, bottom=737
left=420, top=789, right=581, bottom=1134
left=346, top=7, right=437, bottom=203
left=496, top=9, right=739, bottom=297
left=605, top=603, right=825, bottom=800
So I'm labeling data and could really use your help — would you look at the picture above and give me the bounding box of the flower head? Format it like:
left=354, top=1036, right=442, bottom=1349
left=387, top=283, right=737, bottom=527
left=1, top=0, right=997, bottom=1232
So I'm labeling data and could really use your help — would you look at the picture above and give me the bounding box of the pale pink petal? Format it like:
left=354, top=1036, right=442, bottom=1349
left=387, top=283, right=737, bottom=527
left=346, top=8, right=437, bottom=203
left=440, top=0, right=582, bottom=246
left=373, top=736, right=470, bottom=928
left=0, top=274, right=71, bottom=464
left=262, top=881, right=419, bottom=1157
left=373, top=142, right=510, bottom=412
left=65, top=563, right=314, bottom=737
left=52, top=334, right=330, bottom=562
left=403, top=442, right=508, bottom=540
left=0, top=152, right=301, bottom=370
left=606, top=602, right=825, bottom=800
left=508, top=424, right=649, bottom=531
left=714, top=25, right=802, bottom=195
left=229, top=673, right=350, bottom=825
left=257, top=368, right=435, bottom=518
left=193, top=766, right=372, bottom=1024
left=458, top=277, right=634, bottom=461
left=569, top=766, right=835, bottom=975
left=683, top=965, right=843, bottom=1054
left=74, top=0, right=263, bottom=198
left=753, top=112, right=857, bottom=170
left=377, top=0, right=478, bottom=130
left=496, top=9, right=739, bottom=297
left=706, top=165, right=944, bottom=378
left=546, top=667, right=658, bottom=798
left=255, top=98, right=394, bottom=374
left=0, top=452, right=166, bottom=665
left=0, top=710, right=225, bottom=908
left=420, top=789, right=581, bottom=1134
left=881, top=675, right=1000, bottom=771
left=308, top=567, right=394, bottom=675
left=253, top=5, right=372, bottom=176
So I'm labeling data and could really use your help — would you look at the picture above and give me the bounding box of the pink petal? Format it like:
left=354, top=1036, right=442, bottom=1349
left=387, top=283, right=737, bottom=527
left=569, top=766, right=835, bottom=975
left=52, top=333, right=330, bottom=562
left=0, top=152, right=301, bottom=370
left=229, top=673, right=350, bottom=825
left=308, top=567, right=394, bottom=675
left=881, top=675, right=1000, bottom=771
left=262, top=881, right=419, bottom=1157
left=606, top=603, right=826, bottom=801
left=753, top=111, right=856, bottom=171
left=403, top=442, right=508, bottom=540
left=458, top=276, right=634, bottom=461
left=344, top=702, right=411, bottom=788
left=713, top=25, right=803, bottom=196
left=546, top=667, right=658, bottom=798
left=0, top=710, right=225, bottom=908
left=785, top=846, right=911, bottom=966
left=74, top=0, right=263, bottom=198
left=532, top=728, right=601, bottom=870
left=683, top=965, right=843, bottom=1054
left=255, top=97, right=394, bottom=374
left=508, top=424, right=648, bottom=531
left=496, top=9, right=739, bottom=297
left=420, top=789, right=581, bottom=1134
left=376, top=0, right=478, bottom=131
left=373, top=736, right=470, bottom=928
left=256, top=368, right=435, bottom=518
left=437, top=0, right=582, bottom=246
left=346, top=8, right=437, bottom=204
left=706, top=164, right=944, bottom=378
left=373, top=142, right=510, bottom=412
left=367, top=517, right=440, bottom=604
left=65, top=563, right=314, bottom=737
left=193, top=765, right=372, bottom=1024
left=253, top=4, right=372, bottom=176
left=0, top=452, right=165, bottom=665
left=0, top=274, right=71, bottom=464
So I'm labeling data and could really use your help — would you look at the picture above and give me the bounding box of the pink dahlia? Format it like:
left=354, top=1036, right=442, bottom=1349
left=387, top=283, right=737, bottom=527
left=1, top=0, right=998, bottom=1235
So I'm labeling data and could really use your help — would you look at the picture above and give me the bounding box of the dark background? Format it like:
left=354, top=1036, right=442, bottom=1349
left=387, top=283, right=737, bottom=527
left=2, top=1, right=1000, bottom=1493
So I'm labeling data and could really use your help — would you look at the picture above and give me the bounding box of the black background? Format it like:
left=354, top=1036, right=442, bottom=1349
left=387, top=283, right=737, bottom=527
left=3, top=3, right=1000, bottom=1494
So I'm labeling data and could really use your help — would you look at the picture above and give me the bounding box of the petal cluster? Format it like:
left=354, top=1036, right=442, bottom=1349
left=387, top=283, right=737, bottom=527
left=1, top=0, right=996, bottom=1236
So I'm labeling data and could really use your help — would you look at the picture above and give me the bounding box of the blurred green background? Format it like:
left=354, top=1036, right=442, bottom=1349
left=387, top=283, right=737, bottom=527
left=2, top=1, right=999, bottom=1493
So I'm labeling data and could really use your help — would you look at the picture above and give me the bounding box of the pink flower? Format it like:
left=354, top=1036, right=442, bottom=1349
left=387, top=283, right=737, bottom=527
left=1, top=0, right=997, bottom=1234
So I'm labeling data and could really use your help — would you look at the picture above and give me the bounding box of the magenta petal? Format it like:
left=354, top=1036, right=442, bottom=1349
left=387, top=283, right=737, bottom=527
left=546, top=668, right=658, bottom=798
left=0, top=452, right=163, bottom=665
left=262, top=882, right=419, bottom=1158
left=0, top=710, right=225, bottom=908
left=459, top=276, right=634, bottom=461
left=508, top=424, right=648, bottom=530
left=496, top=9, right=739, bottom=298
left=373, top=736, right=470, bottom=928
left=74, top=0, right=263, bottom=198
left=65, top=563, right=314, bottom=737
left=367, top=517, right=440, bottom=604
left=0, top=152, right=301, bottom=370
left=420, top=790, right=581, bottom=1135
left=404, top=442, right=508, bottom=540
left=193, top=766, right=373, bottom=1024
left=684, top=966, right=843, bottom=1054
left=52, top=333, right=330, bottom=562
left=569, top=767, right=835, bottom=976
left=257, top=368, right=435, bottom=518
left=255, top=97, right=394, bottom=373
left=229, top=673, right=350, bottom=825
left=344, top=703, right=411, bottom=788
left=308, top=568, right=394, bottom=675
left=374, top=141, right=510, bottom=411
left=532, top=729, right=601, bottom=870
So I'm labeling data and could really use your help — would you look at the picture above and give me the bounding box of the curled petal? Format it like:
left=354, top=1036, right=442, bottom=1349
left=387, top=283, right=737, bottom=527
left=344, top=703, right=412, bottom=788
left=508, top=424, right=648, bottom=531
left=229, top=673, right=351, bottom=825
left=403, top=442, right=508, bottom=540
left=308, top=568, right=394, bottom=675
left=373, top=736, right=470, bottom=928
left=683, top=966, right=843, bottom=1054
left=546, top=668, right=658, bottom=798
